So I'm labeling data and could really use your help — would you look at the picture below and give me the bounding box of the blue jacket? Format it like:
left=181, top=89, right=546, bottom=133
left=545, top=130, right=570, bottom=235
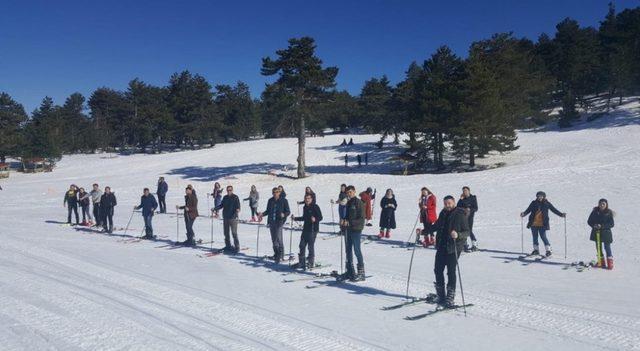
left=156, top=181, right=168, bottom=196
left=136, top=194, right=158, bottom=217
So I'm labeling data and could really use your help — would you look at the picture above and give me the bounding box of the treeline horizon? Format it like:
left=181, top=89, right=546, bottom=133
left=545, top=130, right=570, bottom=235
left=1, top=4, right=639, bottom=170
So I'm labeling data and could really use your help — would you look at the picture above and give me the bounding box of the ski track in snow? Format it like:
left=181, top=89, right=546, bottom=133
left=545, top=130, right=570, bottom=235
left=1, top=99, right=640, bottom=350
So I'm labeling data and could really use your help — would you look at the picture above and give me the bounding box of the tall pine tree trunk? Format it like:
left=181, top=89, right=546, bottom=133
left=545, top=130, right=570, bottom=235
left=469, top=135, right=475, bottom=167
left=297, top=115, right=306, bottom=178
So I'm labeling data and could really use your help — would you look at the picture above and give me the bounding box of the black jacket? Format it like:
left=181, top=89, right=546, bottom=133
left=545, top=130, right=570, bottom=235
left=214, top=194, right=241, bottom=220
left=345, top=197, right=365, bottom=232
left=457, top=195, right=478, bottom=216
left=435, top=207, right=469, bottom=254
left=100, top=193, right=117, bottom=215
left=588, top=208, right=614, bottom=243
left=294, top=203, right=323, bottom=233
left=64, top=189, right=78, bottom=206
left=136, top=194, right=158, bottom=217
left=262, top=197, right=291, bottom=226
left=156, top=181, right=168, bottom=196
left=379, top=196, right=397, bottom=229
left=522, top=199, right=563, bottom=230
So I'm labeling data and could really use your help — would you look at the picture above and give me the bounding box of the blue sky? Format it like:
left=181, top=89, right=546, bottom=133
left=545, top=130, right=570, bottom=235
left=1, top=0, right=638, bottom=114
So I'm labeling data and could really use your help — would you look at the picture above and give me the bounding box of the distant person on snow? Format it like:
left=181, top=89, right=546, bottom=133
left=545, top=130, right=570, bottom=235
left=457, top=186, right=479, bottom=252
left=90, top=183, right=102, bottom=227
left=78, top=187, right=93, bottom=225
left=258, top=187, right=291, bottom=263
left=348, top=138, right=354, bottom=146
left=213, top=185, right=241, bottom=253
left=297, top=186, right=316, bottom=205
left=63, top=184, right=80, bottom=225
left=588, top=199, right=615, bottom=270
left=177, top=187, right=198, bottom=246
left=212, top=182, right=222, bottom=218
left=433, top=195, right=469, bottom=307
left=156, top=177, right=168, bottom=214
left=359, top=187, right=376, bottom=226
left=340, top=138, right=347, bottom=146
left=339, top=185, right=366, bottom=282
left=291, top=193, right=323, bottom=270
left=520, top=191, right=566, bottom=257
left=357, top=154, right=362, bottom=167
left=243, top=185, right=260, bottom=222
left=100, top=186, right=117, bottom=233
left=418, top=187, right=437, bottom=247
left=344, top=154, right=348, bottom=167
left=378, top=189, right=397, bottom=238
left=331, top=184, right=348, bottom=231
left=135, top=188, right=157, bottom=239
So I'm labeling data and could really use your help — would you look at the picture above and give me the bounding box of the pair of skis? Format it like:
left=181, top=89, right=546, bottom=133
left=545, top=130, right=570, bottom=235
left=381, top=293, right=473, bottom=320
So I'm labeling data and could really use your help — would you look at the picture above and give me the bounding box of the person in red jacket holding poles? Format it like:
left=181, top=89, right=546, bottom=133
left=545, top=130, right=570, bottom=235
left=359, top=187, right=376, bottom=227
left=418, top=187, right=437, bottom=247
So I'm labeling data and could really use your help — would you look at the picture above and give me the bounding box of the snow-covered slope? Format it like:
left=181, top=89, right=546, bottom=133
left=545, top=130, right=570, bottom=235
left=1, top=99, right=639, bottom=350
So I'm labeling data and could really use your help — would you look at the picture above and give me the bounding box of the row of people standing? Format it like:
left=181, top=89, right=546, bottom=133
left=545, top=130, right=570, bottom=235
left=63, top=183, right=117, bottom=233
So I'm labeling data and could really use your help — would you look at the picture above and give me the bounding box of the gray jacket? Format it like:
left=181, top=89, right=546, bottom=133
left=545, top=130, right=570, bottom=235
left=90, top=189, right=102, bottom=204
left=244, top=191, right=259, bottom=208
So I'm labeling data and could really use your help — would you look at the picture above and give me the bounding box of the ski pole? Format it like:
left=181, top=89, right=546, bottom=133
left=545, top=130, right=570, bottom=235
left=289, top=217, right=294, bottom=267
left=210, top=211, right=214, bottom=252
left=454, top=242, right=467, bottom=317
left=176, top=208, right=179, bottom=243
left=406, top=212, right=420, bottom=244
left=564, top=216, right=567, bottom=259
left=340, top=224, right=344, bottom=274
left=405, top=233, right=419, bottom=300
left=330, top=201, right=337, bottom=235
left=520, top=216, right=524, bottom=254
left=256, top=224, right=261, bottom=258
left=206, top=193, right=210, bottom=218
left=124, top=209, right=135, bottom=236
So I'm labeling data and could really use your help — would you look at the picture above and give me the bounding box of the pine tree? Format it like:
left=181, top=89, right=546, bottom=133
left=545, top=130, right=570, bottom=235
left=261, top=37, right=338, bottom=178
left=215, top=82, right=259, bottom=142
left=88, top=88, right=130, bottom=150
left=0, top=92, right=28, bottom=163
left=359, top=76, right=393, bottom=139
left=126, top=79, right=173, bottom=151
left=22, top=97, right=63, bottom=159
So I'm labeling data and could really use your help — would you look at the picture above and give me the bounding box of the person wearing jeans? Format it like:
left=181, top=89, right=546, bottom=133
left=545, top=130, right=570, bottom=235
left=291, top=193, right=323, bottom=270
left=135, top=188, right=158, bottom=239
left=177, top=187, right=198, bottom=246
left=339, top=185, right=366, bottom=282
left=259, top=187, right=290, bottom=263
left=521, top=191, right=566, bottom=257
left=156, top=177, right=168, bottom=214
left=213, top=185, right=241, bottom=253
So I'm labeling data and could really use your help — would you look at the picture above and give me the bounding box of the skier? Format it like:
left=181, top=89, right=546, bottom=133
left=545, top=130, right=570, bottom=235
left=90, top=183, right=102, bottom=227
left=243, top=185, right=259, bottom=222
left=344, top=154, right=348, bottom=167
left=520, top=191, right=566, bottom=257
left=78, top=187, right=93, bottom=226
left=156, top=177, right=168, bottom=214
left=340, top=138, right=347, bottom=146
left=291, top=193, right=323, bottom=270
left=357, top=154, right=362, bottom=167
left=176, top=187, right=198, bottom=246
left=359, top=187, right=376, bottom=226
left=457, top=186, right=479, bottom=252
left=587, top=199, right=615, bottom=269
left=100, top=186, right=117, bottom=233
left=432, top=195, right=469, bottom=307
left=135, top=188, right=158, bottom=239
left=212, top=182, right=222, bottom=218
left=297, top=187, right=316, bottom=205
left=213, top=185, right=241, bottom=253
left=378, top=189, right=397, bottom=238
left=258, top=187, right=290, bottom=263
left=331, top=184, right=348, bottom=227
left=338, top=185, right=366, bottom=282
left=277, top=185, right=287, bottom=199
left=63, top=184, right=80, bottom=225
left=418, top=187, right=437, bottom=247
left=348, top=138, right=354, bottom=146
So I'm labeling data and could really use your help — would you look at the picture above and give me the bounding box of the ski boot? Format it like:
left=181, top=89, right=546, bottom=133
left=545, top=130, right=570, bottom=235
left=378, top=230, right=385, bottom=239
left=464, top=244, right=471, bottom=253
left=351, top=264, right=365, bottom=282
left=337, top=264, right=355, bottom=282
left=606, top=257, right=614, bottom=270
left=530, top=246, right=540, bottom=256
left=385, top=229, right=390, bottom=238
left=291, top=255, right=306, bottom=270
left=545, top=245, right=552, bottom=257
left=445, top=286, right=456, bottom=308
left=470, top=241, right=478, bottom=252
left=251, top=216, right=257, bottom=222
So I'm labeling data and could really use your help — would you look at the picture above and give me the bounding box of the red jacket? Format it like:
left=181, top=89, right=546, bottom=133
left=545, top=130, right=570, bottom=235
left=419, top=194, right=437, bottom=224
left=360, top=191, right=373, bottom=220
